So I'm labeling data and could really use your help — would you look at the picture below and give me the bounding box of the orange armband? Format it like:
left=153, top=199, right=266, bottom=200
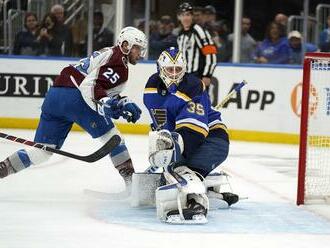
left=201, top=45, right=217, bottom=55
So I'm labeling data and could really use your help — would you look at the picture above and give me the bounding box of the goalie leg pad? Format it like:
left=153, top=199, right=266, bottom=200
left=204, top=171, right=232, bottom=192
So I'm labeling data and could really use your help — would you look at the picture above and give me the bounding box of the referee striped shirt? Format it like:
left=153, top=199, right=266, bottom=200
left=177, top=24, right=217, bottom=78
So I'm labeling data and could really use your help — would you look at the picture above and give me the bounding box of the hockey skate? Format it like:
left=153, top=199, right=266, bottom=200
left=115, top=159, right=135, bottom=189
left=0, top=158, right=15, bottom=178
left=156, top=166, right=209, bottom=224
left=204, top=172, right=239, bottom=209
left=165, top=194, right=208, bottom=224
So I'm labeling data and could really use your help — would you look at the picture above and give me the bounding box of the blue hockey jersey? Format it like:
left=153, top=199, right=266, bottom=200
left=143, top=73, right=228, bottom=158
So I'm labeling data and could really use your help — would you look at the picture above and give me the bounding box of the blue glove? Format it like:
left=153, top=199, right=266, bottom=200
left=118, top=97, right=142, bottom=123
left=97, top=97, right=122, bottom=124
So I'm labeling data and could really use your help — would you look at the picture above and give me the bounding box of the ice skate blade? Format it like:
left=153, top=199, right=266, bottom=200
left=165, top=214, right=208, bottom=224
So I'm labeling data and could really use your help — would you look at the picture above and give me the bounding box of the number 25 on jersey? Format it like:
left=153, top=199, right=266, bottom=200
left=103, top=68, right=120, bottom=84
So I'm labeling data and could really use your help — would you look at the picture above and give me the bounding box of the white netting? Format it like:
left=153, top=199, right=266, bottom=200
left=305, top=57, right=330, bottom=202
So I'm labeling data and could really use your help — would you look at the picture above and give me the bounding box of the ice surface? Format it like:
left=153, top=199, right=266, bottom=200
left=1, top=129, right=330, bottom=248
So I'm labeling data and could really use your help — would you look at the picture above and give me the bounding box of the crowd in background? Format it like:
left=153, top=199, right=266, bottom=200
left=6, top=3, right=330, bottom=64
left=11, top=4, right=114, bottom=58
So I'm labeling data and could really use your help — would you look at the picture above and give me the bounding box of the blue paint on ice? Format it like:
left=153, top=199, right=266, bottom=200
left=90, top=200, right=330, bottom=234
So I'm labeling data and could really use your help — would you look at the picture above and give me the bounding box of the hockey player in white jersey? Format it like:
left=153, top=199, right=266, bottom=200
left=0, top=27, right=147, bottom=190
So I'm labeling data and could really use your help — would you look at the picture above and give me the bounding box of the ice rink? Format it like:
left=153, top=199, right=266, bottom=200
left=1, top=128, right=330, bottom=248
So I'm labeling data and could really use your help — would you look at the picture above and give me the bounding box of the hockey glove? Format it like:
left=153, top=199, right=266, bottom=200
left=97, top=97, right=122, bottom=124
left=148, top=130, right=184, bottom=168
left=118, top=97, right=142, bottom=123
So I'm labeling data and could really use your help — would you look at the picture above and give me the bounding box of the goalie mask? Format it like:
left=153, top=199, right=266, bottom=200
left=117, top=26, right=148, bottom=57
left=157, top=47, right=186, bottom=89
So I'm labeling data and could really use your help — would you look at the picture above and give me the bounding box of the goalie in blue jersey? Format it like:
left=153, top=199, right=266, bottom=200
left=143, top=47, right=238, bottom=223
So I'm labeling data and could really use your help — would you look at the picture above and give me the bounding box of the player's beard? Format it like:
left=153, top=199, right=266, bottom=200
left=128, top=55, right=138, bottom=65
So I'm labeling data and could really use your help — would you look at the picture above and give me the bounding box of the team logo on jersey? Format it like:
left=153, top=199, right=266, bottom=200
left=151, top=108, right=167, bottom=129
left=161, top=89, right=167, bottom=96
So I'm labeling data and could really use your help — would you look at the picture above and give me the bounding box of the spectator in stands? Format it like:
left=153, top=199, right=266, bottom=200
left=37, top=13, right=63, bottom=56
left=149, top=15, right=177, bottom=60
left=202, top=5, right=230, bottom=62
left=253, top=21, right=290, bottom=64
left=319, top=15, right=330, bottom=52
left=50, top=4, right=73, bottom=56
left=213, top=20, right=230, bottom=62
left=193, top=6, right=205, bottom=26
left=71, top=13, right=88, bottom=57
left=288, top=30, right=318, bottom=64
left=203, top=5, right=217, bottom=36
left=89, top=10, right=114, bottom=51
left=204, top=5, right=217, bottom=23
left=274, top=13, right=288, bottom=36
left=13, top=12, right=39, bottom=55
left=227, top=17, right=256, bottom=63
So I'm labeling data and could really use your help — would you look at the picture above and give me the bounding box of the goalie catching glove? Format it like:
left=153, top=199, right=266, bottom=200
left=148, top=130, right=184, bottom=168
left=98, top=96, right=142, bottom=123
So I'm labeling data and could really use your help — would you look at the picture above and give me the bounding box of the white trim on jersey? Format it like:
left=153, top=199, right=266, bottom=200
left=176, top=118, right=209, bottom=131
left=79, top=48, right=116, bottom=111
left=208, top=119, right=223, bottom=127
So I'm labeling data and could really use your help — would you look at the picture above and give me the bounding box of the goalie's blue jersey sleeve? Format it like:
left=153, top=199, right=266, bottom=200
left=143, top=73, right=228, bottom=158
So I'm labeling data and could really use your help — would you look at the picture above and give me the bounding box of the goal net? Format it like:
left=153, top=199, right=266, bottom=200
left=297, top=52, right=330, bottom=205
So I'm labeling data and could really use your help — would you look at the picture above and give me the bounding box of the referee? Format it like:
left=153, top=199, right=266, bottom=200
left=177, top=2, right=217, bottom=87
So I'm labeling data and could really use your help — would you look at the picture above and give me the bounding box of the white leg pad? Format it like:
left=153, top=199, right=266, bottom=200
left=156, top=183, right=187, bottom=222
left=156, top=166, right=209, bottom=223
left=204, top=171, right=232, bottom=193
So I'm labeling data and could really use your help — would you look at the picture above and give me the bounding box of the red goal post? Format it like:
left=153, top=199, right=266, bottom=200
left=297, top=52, right=330, bottom=205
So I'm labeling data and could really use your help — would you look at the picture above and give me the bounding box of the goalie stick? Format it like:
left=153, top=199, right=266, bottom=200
left=145, top=80, right=248, bottom=174
left=0, top=132, right=121, bottom=163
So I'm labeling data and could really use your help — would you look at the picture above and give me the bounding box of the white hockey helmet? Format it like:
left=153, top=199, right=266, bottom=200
left=117, top=26, right=147, bottom=57
left=157, top=47, right=186, bottom=88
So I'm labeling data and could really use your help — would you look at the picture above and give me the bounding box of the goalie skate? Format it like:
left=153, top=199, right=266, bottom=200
left=208, top=191, right=239, bottom=209
left=204, top=172, right=239, bottom=209
left=165, top=198, right=208, bottom=224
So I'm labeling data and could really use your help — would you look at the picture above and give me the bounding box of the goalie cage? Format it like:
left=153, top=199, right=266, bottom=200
left=297, top=52, right=330, bottom=205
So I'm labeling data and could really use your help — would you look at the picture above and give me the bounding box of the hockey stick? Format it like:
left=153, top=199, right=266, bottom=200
left=0, top=132, right=121, bottom=163
left=145, top=80, right=248, bottom=174
left=214, top=80, right=247, bottom=110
